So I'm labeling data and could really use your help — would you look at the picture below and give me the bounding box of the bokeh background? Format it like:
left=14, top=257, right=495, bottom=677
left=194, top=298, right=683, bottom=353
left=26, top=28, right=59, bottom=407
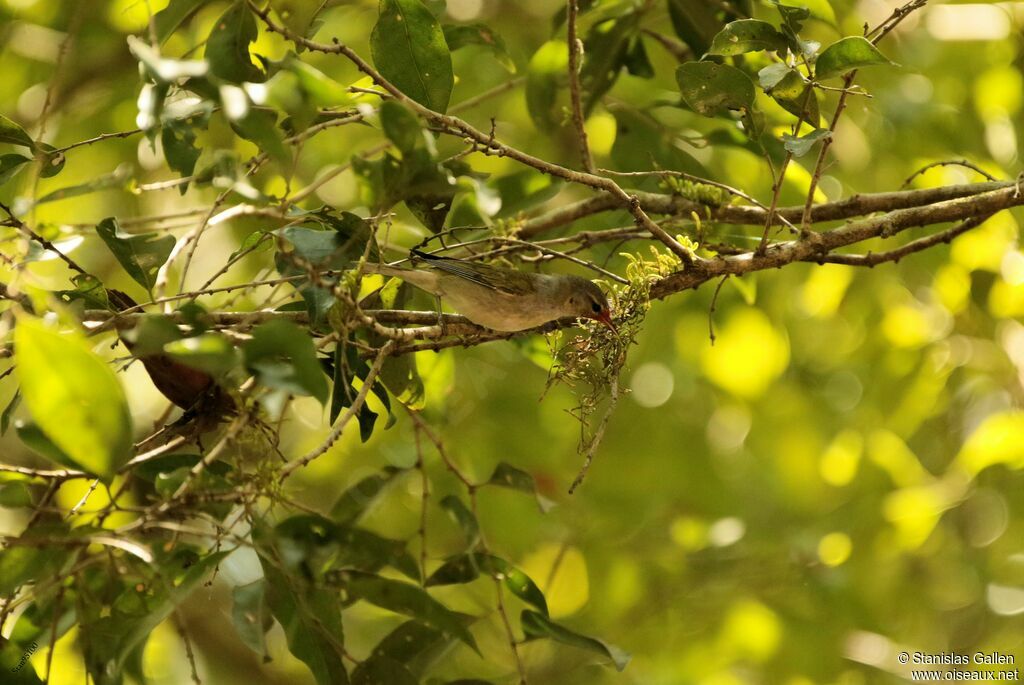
left=1, top=0, right=1023, bottom=683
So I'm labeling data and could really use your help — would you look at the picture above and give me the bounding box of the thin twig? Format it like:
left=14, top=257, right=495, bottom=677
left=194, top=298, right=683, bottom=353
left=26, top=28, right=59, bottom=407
left=566, top=0, right=594, bottom=173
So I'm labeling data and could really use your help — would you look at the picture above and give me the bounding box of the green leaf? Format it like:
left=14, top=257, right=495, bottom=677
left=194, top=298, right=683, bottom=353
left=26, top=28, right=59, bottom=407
left=781, top=127, right=831, bottom=156
left=815, top=36, right=893, bottom=81
left=34, top=143, right=66, bottom=179
left=439, top=495, right=479, bottom=548
left=352, top=657, right=418, bottom=685
left=580, top=14, right=640, bottom=114
left=667, top=0, right=721, bottom=57
left=206, top=1, right=264, bottom=83
left=14, top=316, right=132, bottom=480
left=676, top=61, right=756, bottom=117
left=520, top=610, right=630, bottom=671
left=259, top=555, right=350, bottom=685
left=338, top=571, right=479, bottom=652
left=331, top=468, right=402, bottom=524
left=427, top=553, right=548, bottom=616
left=32, top=163, right=131, bottom=206
left=707, top=19, right=788, bottom=56
left=525, top=40, right=567, bottom=130
left=0, top=153, right=31, bottom=186
left=164, top=333, right=238, bottom=376
left=130, top=452, right=231, bottom=482
left=0, top=114, right=35, bottom=148
left=161, top=119, right=200, bottom=191
left=360, top=620, right=447, bottom=668
left=443, top=23, right=515, bottom=72
left=154, top=0, right=211, bottom=44
left=15, top=420, right=81, bottom=471
left=380, top=100, right=423, bottom=154
left=0, top=482, right=33, bottom=507
left=371, top=0, right=454, bottom=112
left=490, top=170, right=563, bottom=219
left=0, top=524, right=72, bottom=596
left=95, top=217, right=175, bottom=295
left=232, top=580, right=272, bottom=658
left=486, top=462, right=555, bottom=513
left=1, top=390, right=20, bottom=436
left=230, top=105, right=289, bottom=166
left=610, top=108, right=705, bottom=178
left=623, top=35, right=654, bottom=78
left=244, top=319, right=330, bottom=404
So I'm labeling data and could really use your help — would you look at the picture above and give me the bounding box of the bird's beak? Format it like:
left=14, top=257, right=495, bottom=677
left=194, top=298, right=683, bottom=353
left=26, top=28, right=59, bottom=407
left=595, top=310, right=617, bottom=333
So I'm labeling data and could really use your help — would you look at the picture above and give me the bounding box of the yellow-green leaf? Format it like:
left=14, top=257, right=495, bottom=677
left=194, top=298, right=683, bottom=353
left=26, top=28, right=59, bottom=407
left=13, top=316, right=133, bottom=480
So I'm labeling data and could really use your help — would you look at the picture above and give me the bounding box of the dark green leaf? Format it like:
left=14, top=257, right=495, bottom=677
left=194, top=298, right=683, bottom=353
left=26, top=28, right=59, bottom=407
left=610, top=108, right=706, bottom=178
left=520, top=610, right=630, bottom=671
left=33, top=163, right=131, bottom=206
left=154, top=0, right=211, bottom=43
left=0, top=482, right=33, bottom=507
left=96, top=217, right=175, bottom=294
left=623, top=36, right=654, bottom=78
left=380, top=100, right=422, bottom=154
left=427, top=553, right=548, bottom=616
left=361, top=620, right=446, bottom=667
left=207, top=1, right=264, bottom=83
left=0, top=153, right=31, bottom=186
left=525, top=40, right=567, bottom=130
left=490, top=170, right=563, bottom=219
left=244, top=319, right=330, bottom=404
left=331, top=467, right=402, bottom=524
left=161, top=120, right=200, bottom=192
left=131, top=452, right=231, bottom=482
left=0, top=527, right=71, bottom=596
left=815, top=36, right=893, bottom=81
left=781, top=127, right=831, bottom=156
left=337, top=571, right=479, bottom=652
left=0, top=114, right=35, bottom=148
left=486, top=462, right=555, bottom=513
left=15, top=420, right=81, bottom=470
left=440, top=494, right=479, bottom=548
left=259, top=557, right=350, bottom=685
left=232, top=580, right=272, bottom=657
left=14, top=316, right=133, bottom=480
left=667, top=0, right=721, bottom=57
left=1, top=390, right=20, bottom=436
left=351, top=657, right=418, bottom=685
left=34, top=143, right=66, bottom=178
left=442, top=23, right=515, bottom=72
left=230, top=107, right=289, bottom=166
left=371, top=0, right=453, bottom=112
left=676, top=61, right=756, bottom=117
left=706, top=19, right=787, bottom=56
left=580, top=14, right=639, bottom=114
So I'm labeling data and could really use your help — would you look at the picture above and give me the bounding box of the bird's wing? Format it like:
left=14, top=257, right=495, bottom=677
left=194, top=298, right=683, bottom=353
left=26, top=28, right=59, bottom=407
left=411, top=249, right=534, bottom=295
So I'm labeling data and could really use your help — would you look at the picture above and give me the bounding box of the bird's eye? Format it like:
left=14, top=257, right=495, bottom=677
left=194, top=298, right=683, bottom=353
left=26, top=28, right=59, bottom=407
left=591, top=302, right=602, bottom=313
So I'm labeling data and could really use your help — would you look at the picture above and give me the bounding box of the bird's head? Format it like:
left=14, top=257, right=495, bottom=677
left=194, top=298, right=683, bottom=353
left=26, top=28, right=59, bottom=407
left=565, top=277, right=616, bottom=332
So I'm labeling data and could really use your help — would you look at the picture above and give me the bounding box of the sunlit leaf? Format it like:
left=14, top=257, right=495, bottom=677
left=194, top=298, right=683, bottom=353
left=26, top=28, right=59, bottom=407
left=14, top=316, right=132, bottom=480
left=815, top=36, right=893, bottom=81
left=443, top=23, right=515, bottom=72
left=371, top=0, right=453, bottom=112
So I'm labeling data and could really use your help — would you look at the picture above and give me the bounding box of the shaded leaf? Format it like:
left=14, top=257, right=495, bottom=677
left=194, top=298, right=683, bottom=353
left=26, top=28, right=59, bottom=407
left=427, top=553, right=548, bottom=616
left=164, top=333, right=238, bottom=377
left=207, top=1, right=264, bottom=83
left=32, top=163, right=131, bottom=206
left=443, top=23, right=515, bottom=72
left=525, top=40, right=567, bottom=130
left=337, top=571, right=479, bottom=652
left=815, top=36, right=893, bottom=81
left=331, top=467, right=402, bottom=524
left=232, top=580, right=272, bottom=657
left=487, top=462, right=556, bottom=513
left=14, top=316, right=132, bottom=480
left=371, top=0, right=453, bottom=112
left=440, top=494, right=479, bottom=548
left=0, top=481, right=33, bottom=507
left=1, top=390, right=20, bottom=436
left=351, top=657, right=418, bottom=685
left=380, top=100, right=423, bottom=154
left=154, top=0, right=211, bottom=43
left=161, top=119, right=200, bottom=192
left=580, top=14, right=640, bottom=114
left=96, top=217, right=175, bottom=295
left=0, top=153, right=31, bottom=186
left=676, top=61, right=756, bottom=117
left=244, top=319, right=330, bottom=404
left=707, top=19, right=787, bottom=56
left=667, top=0, right=721, bottom=57
left=521, top=610, right=630, bottom=671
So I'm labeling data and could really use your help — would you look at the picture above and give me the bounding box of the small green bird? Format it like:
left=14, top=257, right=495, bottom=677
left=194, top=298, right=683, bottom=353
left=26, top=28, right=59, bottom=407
left=366, top=249, right=616, bottom=333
